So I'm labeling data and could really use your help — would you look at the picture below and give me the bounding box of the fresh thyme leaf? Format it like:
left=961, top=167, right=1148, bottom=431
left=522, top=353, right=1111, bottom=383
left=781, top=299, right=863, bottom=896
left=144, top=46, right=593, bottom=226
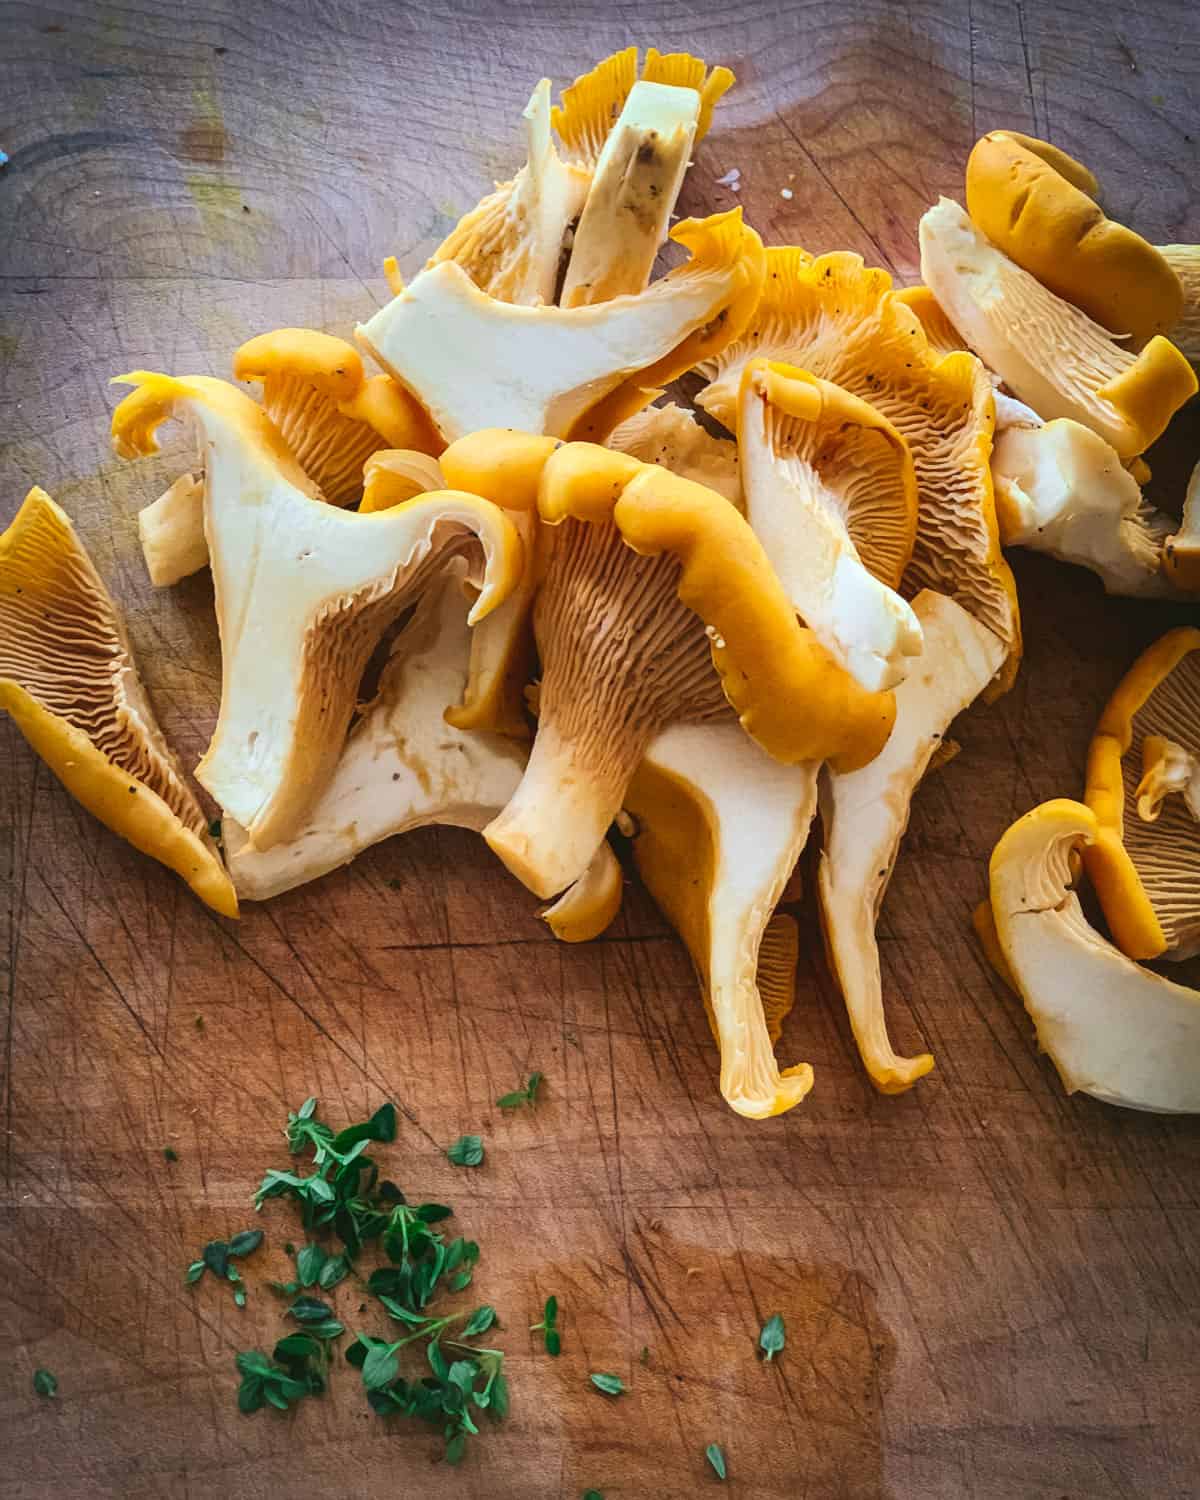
left=497, top=1072, right=544, bottom=1110
left=543, top=1295, right=558, bottom=1327
left=583, top=1491, right=604, bottom=1500
left=450, top=1269, right=473, bottom=1292
left=525, top=1071, right=544, bottom=1104
left=545, top=1329, right=562, bottom=1357
left=589, top=1372, right=626, bottom=1397
left=445, top=1430, right=467, bottom=1465
left=461, top=1305, right=496, bottom=1337
left=202, top=1240, right=230, bottom=1278
left=447, top=1134, right=485, bottom=1167
left=274, top=1333, right=320, bottom=1362
left=228, top=1229, right=264, bottom=1259
left=296, top=1243, right=326, bottom=1287
left=531, top=1295, right=560, bottom=1355
left=706, top=1442, right=728, bottom=1480
left=162, top=1146, right=178, bottom=1162
left=32, top=1369, right=57, bottom=1397
left=185, top=1261, right=205, bottom=1284
left=234, top=1346, right=320, bottom=1417
left=318, top=1252, right=350, bottom=1290
left=332, top=1102, right=397, bottom=1155
left=758, top=1313, right=785, bottom=1361
left=361, top=1343, right=401, bottom=1390
left=288, top=1296, right=334, bottom=1325
left=415, top=1202, right=453, bottom=1224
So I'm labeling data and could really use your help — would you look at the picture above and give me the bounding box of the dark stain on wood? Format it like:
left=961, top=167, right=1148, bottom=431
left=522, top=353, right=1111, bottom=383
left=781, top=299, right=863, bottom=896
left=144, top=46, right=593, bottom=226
left=178, top=119, right=227, bottom=164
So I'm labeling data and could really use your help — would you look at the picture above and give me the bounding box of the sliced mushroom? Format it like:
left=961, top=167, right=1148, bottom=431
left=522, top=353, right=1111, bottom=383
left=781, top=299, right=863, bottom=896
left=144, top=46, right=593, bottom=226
left=111, top=372, right=522, bottom=849
left=1158, top=245, right=1200, bottom=361
left=626, top=722, right=819, bottom=1119
left=138, top=472, right=206, bottom=587
left=1084, top=628, right=1200, bottom=960
left=738, top=359, right=923, bottom=692
left=357, top=208, right=765, bottom=445
left=430, top=78, right=590, bottom=306
left=0, top=487, right=235, bottom=915
left=607, top=402, right=741, bottom=507
left=818, top=591, right=1006, bottom=1092
left=965, top=130, right=1183, bottom=346
left=467, top=437, right=895, bottom=898
left=560, top=52, right=730, bottom=307
left=697, top=246, right=1021, bottom=694
left=989, top=798, right=1200, bottom=1113
left=992, top=419, right=1178, bottom=597
left=918, top=198, right=1197, bottom=459
left=1136, top=736, right=1200, bottom=824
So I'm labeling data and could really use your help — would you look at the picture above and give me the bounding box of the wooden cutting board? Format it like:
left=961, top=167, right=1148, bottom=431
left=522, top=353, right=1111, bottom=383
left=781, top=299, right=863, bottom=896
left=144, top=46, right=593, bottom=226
left=2, top=3, right=1199, bottom=1497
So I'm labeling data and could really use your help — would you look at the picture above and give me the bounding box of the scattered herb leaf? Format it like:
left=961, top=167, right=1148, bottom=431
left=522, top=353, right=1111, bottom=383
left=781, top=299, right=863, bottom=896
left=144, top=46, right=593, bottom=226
left=447, top=1134, right=485, bottom=1167
left=639, top=1345, right=650, bottom=1365
left=589, top=1372, right=626, bottom=1397
left=497, top=1072, right=544, bottom=1110
left=531, top=1295, right=561, bottom=1356
left=163, top=1146, right=178, bottom=1162
left=33, top=1369, right=57, bottom=1398
left=296, top=1243, right=326, bottom=1287
left=706, top=1442, right=727, bottom=1480
left=759, top=1312, right=785, bottom=1361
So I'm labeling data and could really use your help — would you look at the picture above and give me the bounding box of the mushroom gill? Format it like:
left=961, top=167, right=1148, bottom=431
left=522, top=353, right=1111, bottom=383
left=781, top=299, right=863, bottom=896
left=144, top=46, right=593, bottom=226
left=0, top=487, right=235, bottom=915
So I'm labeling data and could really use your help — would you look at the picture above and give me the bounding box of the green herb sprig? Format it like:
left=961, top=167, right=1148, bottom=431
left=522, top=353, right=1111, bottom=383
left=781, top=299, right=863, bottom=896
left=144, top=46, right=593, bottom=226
left=531, top=1294, right=561, bottom=1356
left=758, top=1312, right=786, bottom=1361
left=185, top=1228, right=264, bottom=1306
left=497, top=1072, right=543, bottom=1110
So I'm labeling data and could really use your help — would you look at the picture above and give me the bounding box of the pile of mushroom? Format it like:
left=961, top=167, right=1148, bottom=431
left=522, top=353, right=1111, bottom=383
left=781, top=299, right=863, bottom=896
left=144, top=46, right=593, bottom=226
left=2, top=51, right=1198, bottom=1118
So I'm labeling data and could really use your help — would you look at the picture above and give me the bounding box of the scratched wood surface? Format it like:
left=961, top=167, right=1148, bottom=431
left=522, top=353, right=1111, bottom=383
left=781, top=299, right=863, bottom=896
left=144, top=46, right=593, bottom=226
left=2, top=2, right=1200, bottom=1497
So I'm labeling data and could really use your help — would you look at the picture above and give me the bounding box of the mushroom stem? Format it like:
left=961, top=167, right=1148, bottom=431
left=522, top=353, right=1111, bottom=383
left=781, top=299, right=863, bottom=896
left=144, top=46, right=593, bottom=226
left=484, top=717, right=641, bottom=899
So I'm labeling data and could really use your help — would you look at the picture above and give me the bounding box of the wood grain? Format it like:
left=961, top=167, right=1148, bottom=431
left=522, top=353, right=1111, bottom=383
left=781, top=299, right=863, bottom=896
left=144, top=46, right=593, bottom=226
left=2, top=2, right=1200, bottom=1496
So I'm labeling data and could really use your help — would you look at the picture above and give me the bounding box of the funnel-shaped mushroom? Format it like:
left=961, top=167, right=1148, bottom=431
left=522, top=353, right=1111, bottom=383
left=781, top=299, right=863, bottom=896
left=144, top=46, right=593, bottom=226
left=1158, top=245, right=1200, bottom=361
left=222, top=566, right=622, bottom=938
left=608, top=402, right=741, bottom=506
left=1137, top=736, right=1200, bottom=824
left=1164, top=460, right=1200, bottom=592
left=1084, top=628, right=1200, bottom=960
left=818, top=591, right=1005, bottom=1091
left=919, top=198, right=1196, bottom=459
left=430, top=78, right=590, bottom=306
left=474, top=437, right=895, bottom=898
left=993, top=419, right=1177, bottom=597
left=557, top=48, right=732, bottom=307
left=738, top=360, right=923, bottom=692
left=111, top=373, right=522, bottom=849
left=357, top=209, right=765, bottom=445
left=697, top=246, right=1021, bottom=693
left=0, top=487, right=236, bottom=916
left=625, top=722, right=818, bottom=1119
left=988, top=799, right=1200, bottom=1113
left=136, top=330, right=440, bottom=588
left=965, top=131, right=1183, bottom=346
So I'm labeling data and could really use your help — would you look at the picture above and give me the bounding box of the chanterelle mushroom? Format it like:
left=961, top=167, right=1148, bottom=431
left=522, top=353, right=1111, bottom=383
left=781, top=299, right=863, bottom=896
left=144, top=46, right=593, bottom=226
left=992, top=419, right=1178, bottom=598
left=429, top=77, right=590, bottom=306
left=222, top=565, right=622, bottom=941
left=1084, top=628, right=1200, bottom=961
left=0, top=487, right=236, bottom=916
left=456, top=436, right=895, bottom=899
left=1157, top=245, right=1200, bottom=362
left=557, top=48, right=733, bottom=307
left=737, top=359, right=923, bottom=692
left=697, top=245, right=1021, bottom=695
left=988, top=798, right=1200, bottom=1114
left=357, top=208, right=765, bottom=445
left=625, top=722, right=819, bottom=1119
left=111, top=373, right=522, bottom=849
left=818, top=590, right=1005, bottom=1092
left=918, top=198, right=1197, bottom=459
left=965, top=130, right=1183, bottom=347
left=136, top=329, right=438, bottom=588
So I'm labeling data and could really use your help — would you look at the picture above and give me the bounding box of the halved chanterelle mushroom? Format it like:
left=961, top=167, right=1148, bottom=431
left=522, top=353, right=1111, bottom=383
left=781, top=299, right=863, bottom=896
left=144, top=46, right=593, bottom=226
left=965, top=130, right=1183, bottom=347
left=453, top=435, right=895, bottom=900
left=988, top=799, right=1200, bottom=1114
left=554, top=47, right=733, bottom=308
left=0, top=487, right=236, bottom=916
left=357, top=208, right=765, bottom=445
left=624, top=723, right=819, bottom=1119
left=429, top=77, right=590, bottom=306
left=1084, top=628, right=1200, bottom=961
left=919, top=198, right=1197, bottom=460
left=697, top=245, right=1021, bottom=694
left=222, top=565, right=622, bottom=941
left=136, top=329, right=439, bottom=588
left=737, top=359, right=923, bottom=693
left=111, top=373, right=522, bottom=850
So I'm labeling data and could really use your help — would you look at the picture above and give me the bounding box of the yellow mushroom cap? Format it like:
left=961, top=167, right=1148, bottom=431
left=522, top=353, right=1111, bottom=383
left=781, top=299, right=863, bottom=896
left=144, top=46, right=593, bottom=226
left=965, top=132, right=1183, bottom=346
left=234, top=327, right=365, bottom=401
left=1084, top=627, right=1200, bottom=960
left=0, top=487, right=236, bottom=916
